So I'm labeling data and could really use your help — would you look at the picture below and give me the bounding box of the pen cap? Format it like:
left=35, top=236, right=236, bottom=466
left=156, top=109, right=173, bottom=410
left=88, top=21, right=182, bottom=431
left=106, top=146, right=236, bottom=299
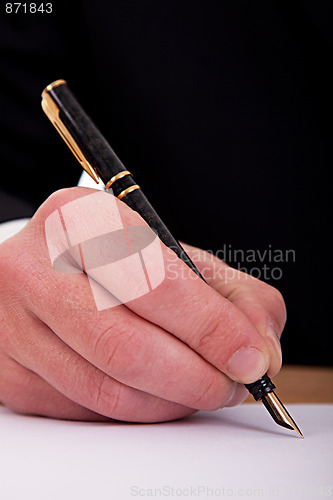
left=42, top=79, right=128, bottom=186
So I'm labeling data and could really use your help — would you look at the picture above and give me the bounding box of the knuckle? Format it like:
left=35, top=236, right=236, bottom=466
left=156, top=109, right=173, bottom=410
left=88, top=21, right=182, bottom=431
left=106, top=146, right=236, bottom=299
left=268, top=287, right=287, bottom=328
left=191, top=376, right=215, bottom=408
left=91, top=319, right=119, bottom=358
left=0, top=361, right=29, bottom=415
left=191, top=300, right=230, bottom=355
left=191, top=374, right=224, bottom=410
left=256, top=281, right=287, bottom=331
left=91, top=317, right=143, bottom=377
left=93, top=374, right=122, bottom=418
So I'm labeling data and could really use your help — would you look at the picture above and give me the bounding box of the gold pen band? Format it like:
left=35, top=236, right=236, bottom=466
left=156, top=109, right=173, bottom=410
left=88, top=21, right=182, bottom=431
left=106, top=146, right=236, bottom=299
left=105, top=170, right=133, bottom=190
left=118, top=185, right=140, bottom=199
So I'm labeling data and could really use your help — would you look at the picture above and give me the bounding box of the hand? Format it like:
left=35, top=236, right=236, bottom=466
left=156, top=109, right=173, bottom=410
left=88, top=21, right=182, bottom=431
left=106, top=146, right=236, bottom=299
left=0, top=187, right=285, bottom=421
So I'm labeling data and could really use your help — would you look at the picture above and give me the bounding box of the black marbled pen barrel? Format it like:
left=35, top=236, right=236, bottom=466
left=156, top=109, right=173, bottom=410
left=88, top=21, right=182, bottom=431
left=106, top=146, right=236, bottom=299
left=41, top=80, right=303, bottom=436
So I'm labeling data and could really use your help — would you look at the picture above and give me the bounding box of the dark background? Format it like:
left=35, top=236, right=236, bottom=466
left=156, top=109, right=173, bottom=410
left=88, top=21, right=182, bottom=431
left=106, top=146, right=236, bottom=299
left=0, top=1, right=332, bottom=366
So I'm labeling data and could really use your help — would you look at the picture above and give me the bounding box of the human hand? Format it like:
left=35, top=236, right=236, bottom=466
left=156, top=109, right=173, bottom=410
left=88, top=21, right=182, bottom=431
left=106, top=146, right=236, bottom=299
left=0, top=187, right=285, bottom=421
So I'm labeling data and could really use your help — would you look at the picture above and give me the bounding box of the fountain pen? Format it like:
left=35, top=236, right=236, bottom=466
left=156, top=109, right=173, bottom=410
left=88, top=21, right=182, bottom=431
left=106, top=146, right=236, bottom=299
left=41, top=79, right=303, bottom=438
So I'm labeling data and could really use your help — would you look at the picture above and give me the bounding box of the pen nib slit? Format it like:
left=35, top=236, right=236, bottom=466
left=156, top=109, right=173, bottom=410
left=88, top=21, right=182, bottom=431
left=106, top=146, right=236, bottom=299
left=262, top=392, right=304, bottom=438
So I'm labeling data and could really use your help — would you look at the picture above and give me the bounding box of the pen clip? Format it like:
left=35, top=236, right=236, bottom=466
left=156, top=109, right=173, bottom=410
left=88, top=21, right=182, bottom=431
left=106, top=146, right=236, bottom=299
left=41, top=89, right=100, bottom=184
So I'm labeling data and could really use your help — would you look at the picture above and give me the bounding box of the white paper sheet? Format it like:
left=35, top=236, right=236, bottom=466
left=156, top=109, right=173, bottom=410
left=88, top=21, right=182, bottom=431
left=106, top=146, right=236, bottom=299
left=0, top=404, right=332, bottom=500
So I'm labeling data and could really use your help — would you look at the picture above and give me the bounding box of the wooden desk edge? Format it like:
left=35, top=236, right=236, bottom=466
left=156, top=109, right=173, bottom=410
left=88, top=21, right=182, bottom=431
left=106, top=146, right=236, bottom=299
left=244, top=365, right=333, bottom=404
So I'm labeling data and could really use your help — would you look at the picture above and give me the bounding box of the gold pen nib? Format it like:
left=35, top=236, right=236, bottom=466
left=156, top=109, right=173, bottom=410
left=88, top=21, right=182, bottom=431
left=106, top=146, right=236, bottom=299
left=262, top=391, right=304, bottom=438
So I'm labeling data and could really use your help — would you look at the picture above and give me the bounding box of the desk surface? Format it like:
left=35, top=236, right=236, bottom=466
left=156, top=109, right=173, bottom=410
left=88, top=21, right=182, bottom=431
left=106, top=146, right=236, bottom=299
left=1, top=403, right=332, bottom=500
left=1, top=365, right=332, bottom=500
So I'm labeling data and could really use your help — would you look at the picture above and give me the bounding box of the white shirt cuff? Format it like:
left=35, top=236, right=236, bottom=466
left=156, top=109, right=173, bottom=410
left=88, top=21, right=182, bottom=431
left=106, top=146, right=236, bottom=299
left=77, top=171, right=105, bottom=190
left=0, top=218, right=30, bottom=244
left=0, top=174, right=104, bottom=244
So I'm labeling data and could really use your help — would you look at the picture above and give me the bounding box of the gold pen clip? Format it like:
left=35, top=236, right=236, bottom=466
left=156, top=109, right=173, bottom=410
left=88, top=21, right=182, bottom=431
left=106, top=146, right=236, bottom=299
left=41, top=80, right=100, bottom=184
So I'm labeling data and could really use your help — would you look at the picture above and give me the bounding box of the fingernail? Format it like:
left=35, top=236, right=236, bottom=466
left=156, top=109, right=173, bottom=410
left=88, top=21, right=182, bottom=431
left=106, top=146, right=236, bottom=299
left=266, top=326, right=282, bottom=369
left=224, top=384, right=249, bottom=408
left=227, top=347, right=268, bottom=383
